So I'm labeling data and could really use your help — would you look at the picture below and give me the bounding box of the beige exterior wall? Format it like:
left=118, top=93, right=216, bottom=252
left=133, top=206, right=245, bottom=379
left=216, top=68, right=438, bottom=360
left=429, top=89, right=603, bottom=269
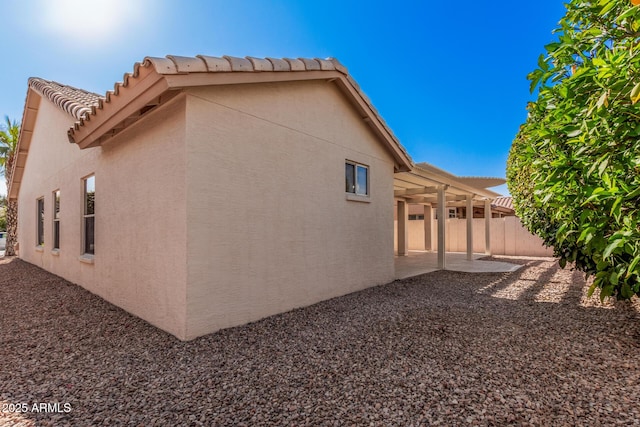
left=183, top=80, right=397, bottom=339
left=394, top=216, right=553, bottom=257
left=19, top=80, right=400, bottom=340
left=17, top=96, right=189, bottom=339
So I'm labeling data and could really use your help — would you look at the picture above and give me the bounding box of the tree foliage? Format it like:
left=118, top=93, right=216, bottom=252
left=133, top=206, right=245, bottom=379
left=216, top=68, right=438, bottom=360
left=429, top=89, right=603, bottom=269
left=0, top=115, right=19, bottom=180
left=508, top=0, right=640, bottom=301
left=0, top=195, right=6, bottom=231
left=0, top=116, right=20, bottom=256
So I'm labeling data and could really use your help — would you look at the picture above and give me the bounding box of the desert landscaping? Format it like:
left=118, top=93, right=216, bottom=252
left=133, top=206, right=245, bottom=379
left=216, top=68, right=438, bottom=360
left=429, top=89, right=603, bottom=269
left=2, top=256, right=640, bottom=426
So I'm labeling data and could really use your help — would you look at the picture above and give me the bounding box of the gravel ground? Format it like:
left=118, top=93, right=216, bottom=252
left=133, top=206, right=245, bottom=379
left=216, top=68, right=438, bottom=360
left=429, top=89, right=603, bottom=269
left=2, top=256, right=640, bottom=426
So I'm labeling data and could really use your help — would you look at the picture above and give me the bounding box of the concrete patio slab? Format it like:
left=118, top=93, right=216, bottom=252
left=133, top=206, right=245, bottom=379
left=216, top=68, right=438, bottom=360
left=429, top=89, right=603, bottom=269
left=395, top=251, right=522, bottom=280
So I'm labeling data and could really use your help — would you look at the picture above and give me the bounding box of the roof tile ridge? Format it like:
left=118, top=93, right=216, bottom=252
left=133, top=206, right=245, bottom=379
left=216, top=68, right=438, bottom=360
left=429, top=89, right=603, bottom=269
left=247, top=56, right=273, bottom=72
left=166, top=55, right=208, bottom=73
left=298, top=58, right=321, bottom=70
left=283, top=58, right=306, bottom=71
left=73, top=58, right=155, bottom=136
left=28, top=77, right=99, bottom=120
left=345, top=74, right=413, bottom=167
left=222, top=55, right=253, bottom=72
left=266, top=57, right=291, bottom=71
left=144, top=56, right=178, bottom=74
left=326, top=57, right=348, bottom=75
left=29, top=77, right=102, bottom=98
left=196, top=55, right=232, bottom=72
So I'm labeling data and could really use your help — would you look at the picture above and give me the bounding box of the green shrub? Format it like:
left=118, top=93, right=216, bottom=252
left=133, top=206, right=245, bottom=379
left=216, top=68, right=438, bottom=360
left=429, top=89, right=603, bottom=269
left=508, top=0, right=640, bottom=301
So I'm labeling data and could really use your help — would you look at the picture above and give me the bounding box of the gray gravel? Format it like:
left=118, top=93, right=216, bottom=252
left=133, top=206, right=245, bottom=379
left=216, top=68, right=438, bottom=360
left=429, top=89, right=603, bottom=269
left=2, top=256, right=640, bottom=426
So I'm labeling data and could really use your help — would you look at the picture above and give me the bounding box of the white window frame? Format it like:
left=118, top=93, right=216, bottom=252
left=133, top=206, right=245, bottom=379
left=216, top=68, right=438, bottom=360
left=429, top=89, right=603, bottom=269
left=345, top=161, right=369, bottom=197
left=52, top=190, right=60, bottom=251
left=36, top=197, right=45, bottom=247
left=436, top=208, right=458, bottom=220
left=82, top=175, right=95, bottom=257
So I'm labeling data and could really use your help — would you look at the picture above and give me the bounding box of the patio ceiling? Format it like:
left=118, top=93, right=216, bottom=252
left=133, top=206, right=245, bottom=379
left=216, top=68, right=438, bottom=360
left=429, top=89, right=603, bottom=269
left=394, top=164, right=502, bottom=205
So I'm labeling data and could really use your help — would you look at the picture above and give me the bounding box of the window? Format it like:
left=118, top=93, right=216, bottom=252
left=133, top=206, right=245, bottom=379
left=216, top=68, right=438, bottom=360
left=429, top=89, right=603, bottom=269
left=83, top=176, right=95, bottom=255
left=53, top=190, right=60, bottom=250
left=409, top=214, right=425, bottom=221
left=436, top=208, right=458, bottom=220
left=36, top=197, right=44, bottom=246
left=345, top=161, right=369, bottom=196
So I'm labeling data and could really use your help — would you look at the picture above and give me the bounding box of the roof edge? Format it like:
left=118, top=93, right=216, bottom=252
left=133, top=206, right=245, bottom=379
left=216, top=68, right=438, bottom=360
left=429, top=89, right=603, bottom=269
left=67, top=55, right=414, bottom=171
left=27, top=78, right=102, bottom=121
left=8, top=86, right=41, bottom=201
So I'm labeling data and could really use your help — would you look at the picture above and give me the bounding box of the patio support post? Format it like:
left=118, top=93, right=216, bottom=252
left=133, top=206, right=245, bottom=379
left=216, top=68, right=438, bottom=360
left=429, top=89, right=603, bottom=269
left=437, top=186, right=447, bottom=269
left=484, top=198, right=492, bottom=255
left=397, top=200, right=408, bottom=256
left=466, top=194, right=474, bottom=261
left=423, top=204, right=432, bottom=251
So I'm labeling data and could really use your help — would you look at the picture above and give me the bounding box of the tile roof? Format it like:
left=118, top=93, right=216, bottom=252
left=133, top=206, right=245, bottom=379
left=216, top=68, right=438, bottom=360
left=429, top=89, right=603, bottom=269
left=145, top=55, right=347, bottom=74
left=66, top=55, right=409, bottom=168
left=23, top=56, right=350, bottom=132
left=86, top=55, right=351, bottom=111
left=492, top=196, right=514, bottom=211
left=27, top=57, right=349, bottom=121
left=28, top=78, right=102, bottom=121
left=13, top=55, right=416, bottom=204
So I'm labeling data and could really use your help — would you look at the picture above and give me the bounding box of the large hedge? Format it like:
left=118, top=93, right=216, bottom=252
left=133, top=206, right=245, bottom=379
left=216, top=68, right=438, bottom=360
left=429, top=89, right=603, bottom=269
left=508, top=0, right=640, bottom=301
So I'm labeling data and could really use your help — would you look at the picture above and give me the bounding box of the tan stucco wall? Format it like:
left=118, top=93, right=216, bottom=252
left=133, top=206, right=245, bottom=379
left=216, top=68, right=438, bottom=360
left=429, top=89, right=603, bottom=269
left=394, top=216, right=553, bottom=256
left=183, top=80, right=397, bottom=338
left=19, top=80, right=400, bottom=341
left=17, top=96, right=188, bottom=339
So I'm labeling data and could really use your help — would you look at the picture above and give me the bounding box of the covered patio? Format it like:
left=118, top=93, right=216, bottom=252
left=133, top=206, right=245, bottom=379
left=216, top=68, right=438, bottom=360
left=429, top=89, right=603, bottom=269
left=395, top=251, right=522, bottom=280
left=394, top=162, right=517, bottom=277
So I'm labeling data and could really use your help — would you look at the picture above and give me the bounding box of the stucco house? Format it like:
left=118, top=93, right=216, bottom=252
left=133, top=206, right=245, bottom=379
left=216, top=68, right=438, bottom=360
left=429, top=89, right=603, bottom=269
left=9, top=55, right=418, bottom=340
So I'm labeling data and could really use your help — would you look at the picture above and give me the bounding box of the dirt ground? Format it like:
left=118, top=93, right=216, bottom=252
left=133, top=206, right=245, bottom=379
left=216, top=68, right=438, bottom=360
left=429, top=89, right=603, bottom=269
left=2, top=256, right=640, bottom=426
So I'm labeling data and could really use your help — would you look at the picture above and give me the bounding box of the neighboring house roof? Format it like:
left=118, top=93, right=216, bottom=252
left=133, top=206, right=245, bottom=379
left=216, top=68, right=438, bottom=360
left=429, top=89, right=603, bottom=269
left=9, top=55, right=415, bottom=200
left=492, top=196, right=514, bottom=211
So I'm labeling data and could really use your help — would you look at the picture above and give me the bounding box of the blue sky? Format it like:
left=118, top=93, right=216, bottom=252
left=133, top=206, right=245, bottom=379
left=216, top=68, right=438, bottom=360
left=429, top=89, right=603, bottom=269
left=0, top=0, right=568, bottom=196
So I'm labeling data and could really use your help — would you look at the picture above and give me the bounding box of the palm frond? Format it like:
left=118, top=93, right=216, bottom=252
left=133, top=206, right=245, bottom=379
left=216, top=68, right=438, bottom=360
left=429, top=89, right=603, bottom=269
left=0, top=115, right=20, bottom=154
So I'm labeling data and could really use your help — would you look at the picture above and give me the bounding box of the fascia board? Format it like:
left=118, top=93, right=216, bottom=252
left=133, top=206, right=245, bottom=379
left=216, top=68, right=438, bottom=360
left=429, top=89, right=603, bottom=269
left=71, top=68, right=167, bottom=149
left=8, top=89, right=41, bottom=201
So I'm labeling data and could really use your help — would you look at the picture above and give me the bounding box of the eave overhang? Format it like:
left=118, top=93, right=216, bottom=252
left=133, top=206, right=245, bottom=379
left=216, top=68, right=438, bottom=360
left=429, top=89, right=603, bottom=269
left=67, top=55, right=414, bottom=172
left=8, top=88, right=41, bottom=201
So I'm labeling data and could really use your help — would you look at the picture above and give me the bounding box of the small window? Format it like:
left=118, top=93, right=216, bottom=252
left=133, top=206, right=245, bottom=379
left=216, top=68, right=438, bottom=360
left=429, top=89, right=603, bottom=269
left=345, top=161, right=369, bottom=196
left=53, top=190, right=60, bottom=250
left=36, top=197, right=44, bottom=246
left=436, top=209, right=457, bottom=220
left=409, top=214, right=425, bottom=221
left=83, top=175, right=95, bottom=255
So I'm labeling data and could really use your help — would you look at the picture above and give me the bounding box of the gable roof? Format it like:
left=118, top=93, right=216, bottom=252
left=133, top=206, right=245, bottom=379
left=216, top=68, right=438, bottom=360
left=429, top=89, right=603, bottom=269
left=9, top=55, right=415, bottom=201
left=28, top=78, right=102, bottom=120
left=8, top=79, right=102, bottom=200
left=68, top=55, right=412, bottom=168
